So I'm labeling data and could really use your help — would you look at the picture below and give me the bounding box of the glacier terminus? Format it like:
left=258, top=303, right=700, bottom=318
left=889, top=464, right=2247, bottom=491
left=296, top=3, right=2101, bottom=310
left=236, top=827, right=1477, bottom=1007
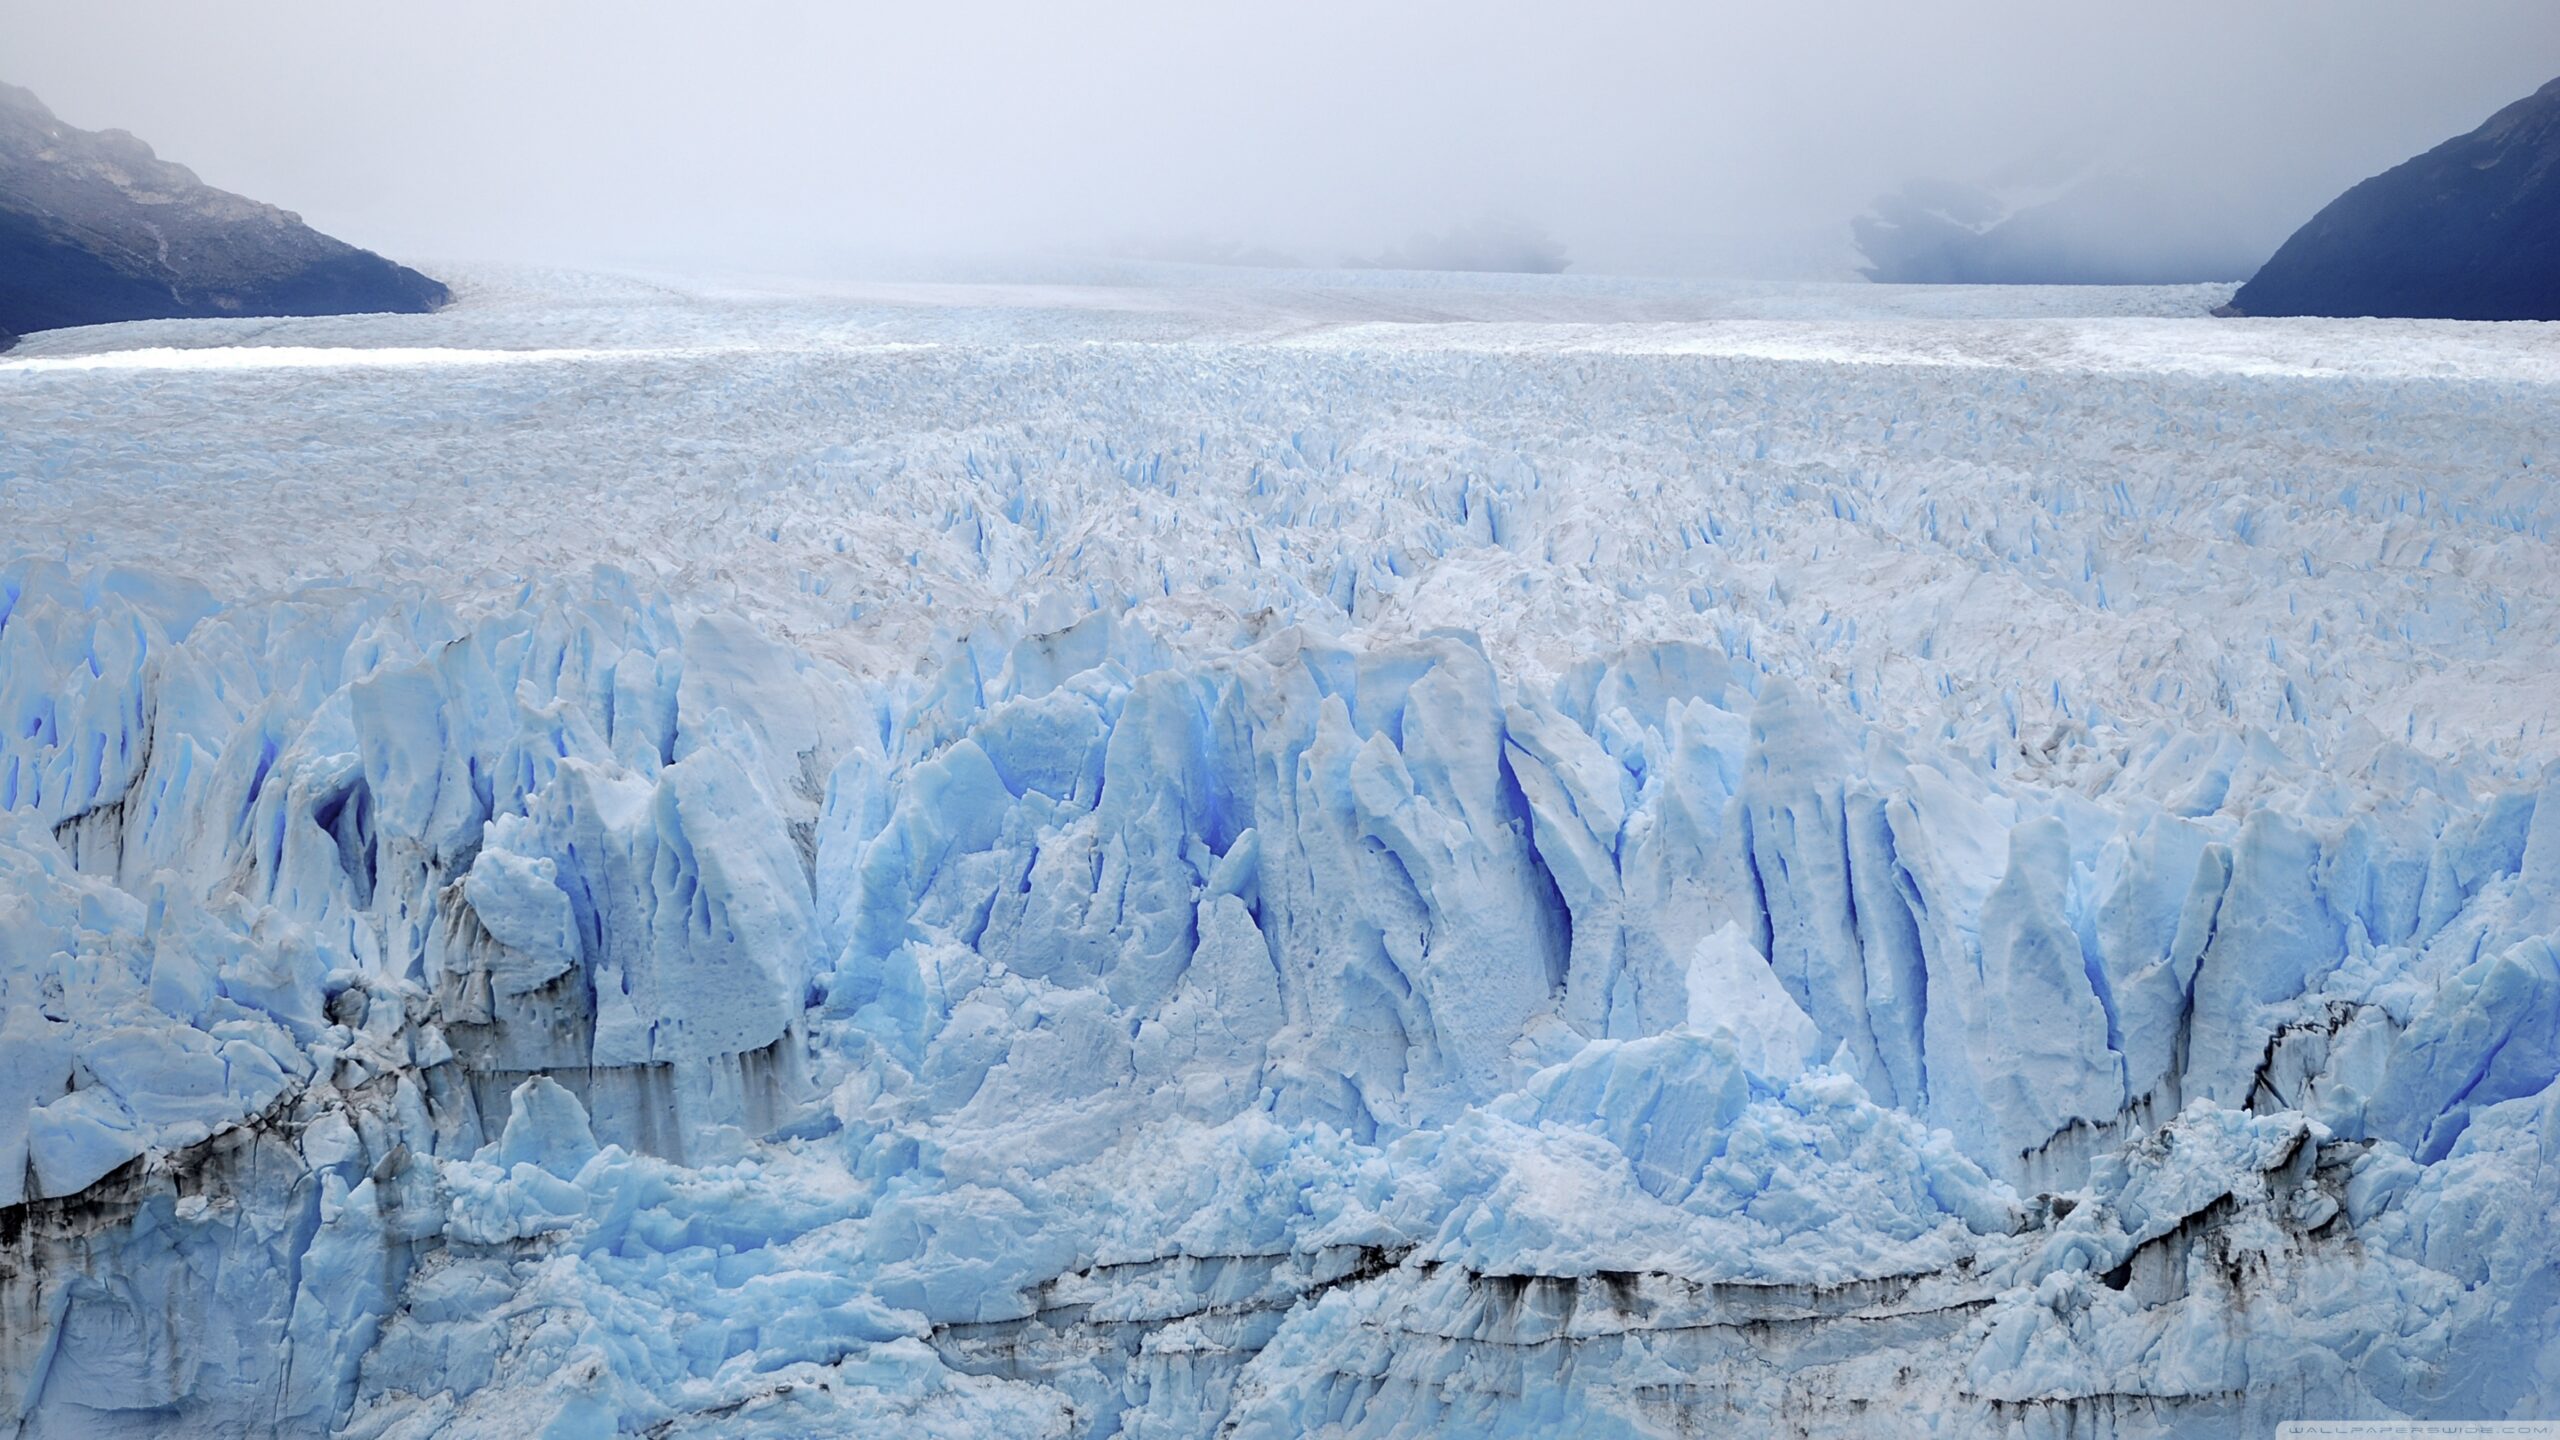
left=1, top=266, right=2557, bottom=1437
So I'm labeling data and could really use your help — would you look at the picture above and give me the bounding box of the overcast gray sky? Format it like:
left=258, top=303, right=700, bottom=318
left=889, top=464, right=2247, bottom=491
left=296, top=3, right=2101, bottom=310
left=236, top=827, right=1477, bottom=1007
left=7, top=1, right=2558, bottom=278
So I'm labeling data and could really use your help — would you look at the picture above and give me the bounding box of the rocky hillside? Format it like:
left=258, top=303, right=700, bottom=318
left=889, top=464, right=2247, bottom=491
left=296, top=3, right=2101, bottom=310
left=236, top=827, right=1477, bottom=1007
left=2230, top=77, right=2560, bottom=320
left=0, top=81, right=446, bottom=345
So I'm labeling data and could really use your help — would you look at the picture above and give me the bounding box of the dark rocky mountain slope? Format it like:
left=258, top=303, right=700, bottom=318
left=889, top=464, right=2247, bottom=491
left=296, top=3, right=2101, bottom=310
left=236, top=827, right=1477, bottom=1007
left=0, top=81, right=446, bottom=347
left=2230, top=77, right=2560, bottom=320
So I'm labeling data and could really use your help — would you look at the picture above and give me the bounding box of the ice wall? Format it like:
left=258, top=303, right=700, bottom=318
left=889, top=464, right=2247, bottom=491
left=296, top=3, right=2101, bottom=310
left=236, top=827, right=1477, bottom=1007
left=2, top=276, right=2558, bottom=1437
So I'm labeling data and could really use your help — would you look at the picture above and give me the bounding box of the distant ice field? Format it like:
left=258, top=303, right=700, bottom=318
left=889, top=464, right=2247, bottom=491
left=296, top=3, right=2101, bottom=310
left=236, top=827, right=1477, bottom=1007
left=7, top=264, right=2556, bottom=758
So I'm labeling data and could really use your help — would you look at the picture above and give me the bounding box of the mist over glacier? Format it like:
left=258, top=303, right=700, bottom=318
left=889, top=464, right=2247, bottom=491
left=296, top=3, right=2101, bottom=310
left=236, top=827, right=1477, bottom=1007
left=1, top=266, right=2559, bottom=1436
left=8, top=1, right=2558, bottom=280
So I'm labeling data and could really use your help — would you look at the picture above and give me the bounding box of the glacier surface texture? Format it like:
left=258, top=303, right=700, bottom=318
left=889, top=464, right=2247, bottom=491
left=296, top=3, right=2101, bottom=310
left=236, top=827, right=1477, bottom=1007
left=2, top=267, right=2558, bottom=1437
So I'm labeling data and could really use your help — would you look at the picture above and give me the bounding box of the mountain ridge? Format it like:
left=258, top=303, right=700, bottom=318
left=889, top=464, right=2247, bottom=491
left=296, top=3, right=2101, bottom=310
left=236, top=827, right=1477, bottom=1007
left=0, top=81, right=447, bottom=346
left=2230, top=76, right=2560, bottom=320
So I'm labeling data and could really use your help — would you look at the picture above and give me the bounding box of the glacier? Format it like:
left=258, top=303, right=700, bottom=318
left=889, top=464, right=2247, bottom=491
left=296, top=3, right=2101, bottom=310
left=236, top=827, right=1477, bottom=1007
left=1, top=265, right=2557, bottom=1437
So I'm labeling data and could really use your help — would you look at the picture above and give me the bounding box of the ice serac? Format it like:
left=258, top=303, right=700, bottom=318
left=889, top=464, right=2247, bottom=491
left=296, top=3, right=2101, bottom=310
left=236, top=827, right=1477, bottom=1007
left=3, top=273, right=2559, bottom=1436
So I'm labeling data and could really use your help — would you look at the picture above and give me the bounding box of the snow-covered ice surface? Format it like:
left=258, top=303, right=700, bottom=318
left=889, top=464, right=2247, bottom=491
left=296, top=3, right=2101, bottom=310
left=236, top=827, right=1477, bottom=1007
left=3, top=262, right=2558, bottom=1437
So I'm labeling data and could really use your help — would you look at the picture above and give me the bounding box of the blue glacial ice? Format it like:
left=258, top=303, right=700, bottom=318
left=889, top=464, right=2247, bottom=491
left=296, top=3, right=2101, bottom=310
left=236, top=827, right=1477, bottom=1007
left=1, top=267, right=2558, bottom=1436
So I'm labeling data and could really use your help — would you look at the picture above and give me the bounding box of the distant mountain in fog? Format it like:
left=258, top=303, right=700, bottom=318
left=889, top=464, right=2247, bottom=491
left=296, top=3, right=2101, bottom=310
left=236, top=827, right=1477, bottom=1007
left=1356, top=217, right=1570, bottom=274
left=0, top=81, right=446, bottom=347
left=2229, top=76, right=2560, bottom=320
left=1853, top=170, right=2272, bottom=286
